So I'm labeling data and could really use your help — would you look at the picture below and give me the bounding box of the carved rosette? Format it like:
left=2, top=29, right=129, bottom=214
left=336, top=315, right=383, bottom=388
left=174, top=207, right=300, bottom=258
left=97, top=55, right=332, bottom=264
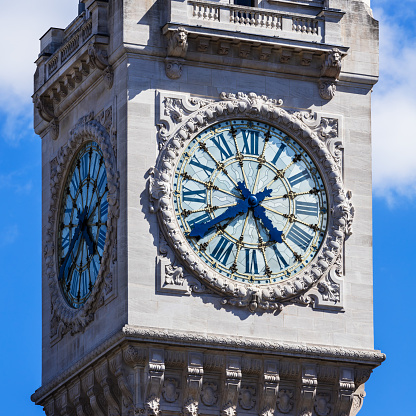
left=46, top=115, right=119, bottom=340
left=149, top=91, right=353, bottom=312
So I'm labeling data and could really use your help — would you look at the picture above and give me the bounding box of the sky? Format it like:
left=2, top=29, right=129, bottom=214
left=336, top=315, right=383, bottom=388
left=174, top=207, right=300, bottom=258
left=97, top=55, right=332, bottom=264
left=0, top=0, right=415, bottom=414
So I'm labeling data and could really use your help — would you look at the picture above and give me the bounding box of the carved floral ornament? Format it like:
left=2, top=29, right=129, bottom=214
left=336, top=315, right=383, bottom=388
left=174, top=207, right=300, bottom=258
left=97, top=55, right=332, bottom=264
left=149, top=92, right=354, bottom=312
left=45, top=114, right=119, bottom=339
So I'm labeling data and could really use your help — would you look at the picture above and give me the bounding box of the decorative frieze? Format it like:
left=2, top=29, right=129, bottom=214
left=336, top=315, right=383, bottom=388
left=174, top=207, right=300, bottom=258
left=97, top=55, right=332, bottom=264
left=32, top=339, right=384, bottom=416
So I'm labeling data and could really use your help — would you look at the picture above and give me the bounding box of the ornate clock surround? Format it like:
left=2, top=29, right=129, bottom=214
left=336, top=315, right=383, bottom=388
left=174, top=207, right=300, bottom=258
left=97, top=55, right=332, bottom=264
left=150, top=91, right=354, bottom=312
left=45, top=111, right=119, bottom=341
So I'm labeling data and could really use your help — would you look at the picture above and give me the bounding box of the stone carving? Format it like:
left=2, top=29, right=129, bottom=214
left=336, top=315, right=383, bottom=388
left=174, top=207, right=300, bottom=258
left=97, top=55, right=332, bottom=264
left=46, top=114, right=119, bottom=341
left=167, top=27, right=188, bottom=58
left=314, top=393, right=331, bottom=416
left=165, top=59, right=183, bottom=80
left=164, top=264, right=185, bottom=286
left=321, top=48, right=342, bottom=79
left=238, top=386, right=256, bottom=410
left=218, top=41, right=230, bottom=55
left=150, top=92, right=354, bottom=313
left=88, top=42, right=114, bottom=89
left=34, top=94, right=55, bottom=122
left=260, top=47, right=272, bottom=61
left=165, top=27, right=188, bottom=80
left=157, top=92, right=213, bottom=149
left=277, top=389, right=294, bottom=413
left=319, top=48, right=344, bottom=100
left=201, top=382, right=218, bottom=406
left=32, top=334, right=384, bottom=415
left=183, top=353, right=203, bottom=416
left=162, top=378, right=180, bottom=403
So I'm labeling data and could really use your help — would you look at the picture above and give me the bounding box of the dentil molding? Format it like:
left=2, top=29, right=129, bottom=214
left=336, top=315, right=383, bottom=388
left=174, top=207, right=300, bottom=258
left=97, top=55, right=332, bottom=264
left=150, top=91, right=352, bottom=313
left=46, top=110, right=119, bottom=342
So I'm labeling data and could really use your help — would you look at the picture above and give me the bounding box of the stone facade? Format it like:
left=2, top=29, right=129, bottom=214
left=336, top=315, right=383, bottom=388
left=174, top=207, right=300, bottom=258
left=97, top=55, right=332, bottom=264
left=32, top=0, right=384, bottom=415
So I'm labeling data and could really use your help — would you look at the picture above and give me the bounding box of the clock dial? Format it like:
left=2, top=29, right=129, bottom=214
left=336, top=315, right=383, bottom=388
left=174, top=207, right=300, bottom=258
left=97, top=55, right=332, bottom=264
left=173, top=120, right=328, bottom=285
left=58, top=141, right=108, bottom=308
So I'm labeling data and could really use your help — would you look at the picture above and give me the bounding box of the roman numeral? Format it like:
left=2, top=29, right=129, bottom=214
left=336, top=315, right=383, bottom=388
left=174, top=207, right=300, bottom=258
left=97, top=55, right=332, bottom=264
left=189, top=155, right=214, bottom=177
left=97, top=228, right=106, bottom=250
left=80, top=154, right=89, bottom=181
left=80, top=271, right=88, bottom=296
left=286, top=224, right=313, bottom=251
left=211, top=133, right=234, bottom=160
left=97, top=171, right=107, bottom=193
left=187, top=212, right=211, bottom=228
left=91, top=257, right=99, bottom=276
left=71, top=173, right=79, bottom=192
left=272, top=245, right=289, bottom=269
left=271, top=143, right=286, bottom=164
left=288, top=169, right=310, bottom=187
left=245, top=249, right=259, bottom=274
left=241, top=130, right=260, bottom=155
left=100, top=199, right=109, bottom=217
left=70, top=270, right=79, bottom=296
left=182, top=186, right=206, bottom=203
left=90, top=153, right=99, bottom=178
left=296, top=201, right=318, bottom=216
left=211, top=237, right=234, bottom=266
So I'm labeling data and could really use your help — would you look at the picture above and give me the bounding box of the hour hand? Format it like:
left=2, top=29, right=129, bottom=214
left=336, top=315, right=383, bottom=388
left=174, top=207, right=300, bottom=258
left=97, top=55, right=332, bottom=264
left=253, top=205, right=283, bottom=243
left=189, top=199, right=249, bottom=239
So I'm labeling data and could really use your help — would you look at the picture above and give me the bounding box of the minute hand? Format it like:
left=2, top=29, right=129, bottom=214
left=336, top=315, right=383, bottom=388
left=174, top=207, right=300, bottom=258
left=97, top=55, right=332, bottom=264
left=189, top=199, right=249, bottom=239
left=253, top=205, right=283, bottom=243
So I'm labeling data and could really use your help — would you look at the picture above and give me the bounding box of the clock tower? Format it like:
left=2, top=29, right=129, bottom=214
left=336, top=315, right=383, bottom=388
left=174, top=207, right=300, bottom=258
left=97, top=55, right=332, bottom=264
left=32, top=1, right=384, bottom=415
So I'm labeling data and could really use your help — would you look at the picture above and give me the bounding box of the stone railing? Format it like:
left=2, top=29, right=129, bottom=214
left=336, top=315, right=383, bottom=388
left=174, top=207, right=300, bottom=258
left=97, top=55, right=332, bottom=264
left=191, top=1, right=220, bottom=21
left=187, top=1, right=322, bottom=40
left=230, top=5, right=282, bottom=30
left=292, top=16, right=319, bottom=35
left=47, top=17, right=93, bottom=79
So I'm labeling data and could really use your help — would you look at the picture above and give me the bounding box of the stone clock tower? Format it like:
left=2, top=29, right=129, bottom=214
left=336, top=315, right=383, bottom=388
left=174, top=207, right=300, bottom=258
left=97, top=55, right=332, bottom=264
left=32, top=1, right=384, bottom=415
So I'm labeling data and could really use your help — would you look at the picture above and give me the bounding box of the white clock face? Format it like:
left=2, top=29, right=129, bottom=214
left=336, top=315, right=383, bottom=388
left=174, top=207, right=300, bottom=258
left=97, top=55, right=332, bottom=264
left=173, top=120, right=328, bottom=285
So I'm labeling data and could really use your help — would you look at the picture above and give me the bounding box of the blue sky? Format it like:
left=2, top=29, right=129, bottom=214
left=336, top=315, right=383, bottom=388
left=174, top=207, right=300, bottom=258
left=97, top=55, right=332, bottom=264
left=0, top=0, right=415, bottom=414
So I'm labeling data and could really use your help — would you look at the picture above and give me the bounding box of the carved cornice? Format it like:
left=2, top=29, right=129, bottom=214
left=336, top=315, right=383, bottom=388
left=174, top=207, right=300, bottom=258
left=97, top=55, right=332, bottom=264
left=162, top=23, right=348, bottom=99
left=122, top=326, right=386, bottom=365
left=32, top=326, right=384, bottom=415
left=46, top=112, right=119, bottom=342
left=149, top=91, right=352, bottom=312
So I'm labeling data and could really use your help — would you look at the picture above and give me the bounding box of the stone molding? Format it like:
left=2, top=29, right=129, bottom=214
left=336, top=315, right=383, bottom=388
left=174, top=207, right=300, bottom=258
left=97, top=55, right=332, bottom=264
left=150, top=91, right=352, bottom=313
left=162, top=23, right=347, bottom=99
left=46, top=112, right=119, bottom=342
left=32, top=326, right=384, bottom=415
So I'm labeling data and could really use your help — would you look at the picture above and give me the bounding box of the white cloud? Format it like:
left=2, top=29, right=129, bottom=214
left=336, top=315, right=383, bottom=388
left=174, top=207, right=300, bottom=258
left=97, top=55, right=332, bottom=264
left=0, top=1, right=76, bottom=143
left=372, top=8, right=416, bottom=200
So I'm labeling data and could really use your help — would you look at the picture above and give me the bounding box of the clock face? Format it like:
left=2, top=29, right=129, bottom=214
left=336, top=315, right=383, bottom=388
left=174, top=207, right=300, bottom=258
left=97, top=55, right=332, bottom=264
left=57, top=141, right=108, bottom=308
left=173, top=120, right=328, bottom=285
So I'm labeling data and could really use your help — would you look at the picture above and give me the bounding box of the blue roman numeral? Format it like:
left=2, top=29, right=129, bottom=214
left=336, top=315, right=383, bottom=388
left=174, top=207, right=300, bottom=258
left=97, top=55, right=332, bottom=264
left=245, top=249, right=259, bottom=274
left=182, top=186, right=206, bottom=203
left=288, top=169, right=310, bottom=187
left=80, top=154, right=89, bottom=181
left=272, top=245, right=289, bottom=269
left=271, top=143, right=286, bottom=164
left=97, top=171, right=107, bottom=193
left=100, top=199, right=109, bottom=217
left=71, top=173, right=79, bottom=192
left=211, top=237, right=234, bottom=266
left=286, top=224, right=313, bottom=251
left=187, top=212, right=211, bottom=228
left=241, top=130, right=260, bottom=155
left=97, top=228, right=106, bottom=250
left=296, top=201, right=318, bottom=216
left=211, top=133, right=234, bottom=160
left=189, top=155, right=214, bottom=177
left=91, top=258, right=99, bottom=276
